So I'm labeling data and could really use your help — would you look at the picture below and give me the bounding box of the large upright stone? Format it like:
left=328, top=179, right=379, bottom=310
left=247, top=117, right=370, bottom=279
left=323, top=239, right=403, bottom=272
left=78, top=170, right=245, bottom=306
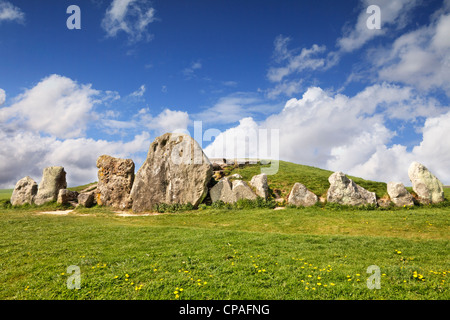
left=130, top=133, right=213, bottom=212
left=96, top=155, right=135, bottom=210
left=34, top=166, right=67, bottom=205
left=288, top=183, right=318, bottom=207
left=10, top=176, right=38, bottom=206
left=387, top=182, right=414, bottom=207
left=408, top=162, right=444, bottom=204
left=327, top=171, right=377, bottom=206
left=250, top=173, right=269, bottom=199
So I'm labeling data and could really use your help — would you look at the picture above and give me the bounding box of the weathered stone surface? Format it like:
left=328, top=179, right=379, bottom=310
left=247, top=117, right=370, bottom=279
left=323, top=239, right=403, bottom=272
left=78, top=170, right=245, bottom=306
left=57, top=189, right=79, bottom=205
left=96, top=155, right=135, bottom=210
left=327, top=171, right=377, bottom=206
left=232, top=180, right=258, bottom=201
left=250, top=173, right=269, bottom=199
left=408, top=161, right=444, bottom=204
left=130, top=133, right=213, bottom=212
left=387, top=182, right=414, bottom=207
left=210, top=177, right=258, bottom=203
left=230, top=173, right=243, bottom=179
left=11, top=176, right=38, bottom=206
left=34, top=166, right=67, bottom=205
left=210, top=177, right=234, bottom=203
left=287, top=182, right=318, bottom=207
left=78, top=192, right=94, bottom=208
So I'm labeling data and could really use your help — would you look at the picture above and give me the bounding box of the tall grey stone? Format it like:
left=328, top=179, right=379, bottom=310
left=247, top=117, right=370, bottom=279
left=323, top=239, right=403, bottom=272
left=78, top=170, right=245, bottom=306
left=10, top=176, right=38, bottom=206
left=130, top=133, right=213, bottom=212
left=250, top=173, right=269, bottom=199
left=96, top=155, right=135, bottom=210
left=288, top=183, right=318, bottom=207
left=327, top=171, right=377, bottom=206
left=387, top=182, right=414, bottom=207
left=34, top=166, right=67, bottom=205
left=408, top=162, right=444, bottom=204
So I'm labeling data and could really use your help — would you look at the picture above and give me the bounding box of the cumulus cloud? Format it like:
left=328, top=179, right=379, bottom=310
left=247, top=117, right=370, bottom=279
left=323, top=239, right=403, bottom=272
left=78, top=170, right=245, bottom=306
left=0, top=129, right=150, bottom=189
left=204, top=85, right=450, bottom=185
left=0, top=1, right=25, bottom=24
left=101, top=0, right=156, bottom=43
left=142, top=108, right=190, bottom=134
left=0, top=74, right=100, bottom=139
left=0, top=74, right=155, bottom=188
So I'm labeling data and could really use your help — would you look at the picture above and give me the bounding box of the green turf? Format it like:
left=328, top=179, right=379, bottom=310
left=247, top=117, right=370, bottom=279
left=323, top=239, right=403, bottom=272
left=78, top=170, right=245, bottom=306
left=0, top=161, right=448, bottom=300
left=228, top=161, right=388, bottom=199
left=0, top=189, right=13, bottom=201
left=0, top=205, right=448, bottom=300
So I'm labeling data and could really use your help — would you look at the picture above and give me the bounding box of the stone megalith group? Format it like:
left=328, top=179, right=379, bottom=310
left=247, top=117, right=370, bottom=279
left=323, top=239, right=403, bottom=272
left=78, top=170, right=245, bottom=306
left=10, top=165, right=98, bottom=208
left=9, top=130, right=447, bottom=211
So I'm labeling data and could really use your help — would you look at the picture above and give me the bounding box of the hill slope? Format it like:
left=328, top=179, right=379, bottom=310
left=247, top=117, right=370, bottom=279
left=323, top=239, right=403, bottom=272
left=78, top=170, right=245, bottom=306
left=227, top=160, right=388, bottom=199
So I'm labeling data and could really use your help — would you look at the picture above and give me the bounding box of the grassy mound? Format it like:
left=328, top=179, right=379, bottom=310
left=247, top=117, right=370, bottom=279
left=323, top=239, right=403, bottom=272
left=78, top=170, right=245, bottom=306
left=227, top=160, right=388, bottom=199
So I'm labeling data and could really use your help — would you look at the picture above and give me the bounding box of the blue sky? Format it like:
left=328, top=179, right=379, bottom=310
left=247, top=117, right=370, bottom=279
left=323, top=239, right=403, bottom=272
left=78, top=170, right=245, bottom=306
left=1, top=0, right=450, bottom=188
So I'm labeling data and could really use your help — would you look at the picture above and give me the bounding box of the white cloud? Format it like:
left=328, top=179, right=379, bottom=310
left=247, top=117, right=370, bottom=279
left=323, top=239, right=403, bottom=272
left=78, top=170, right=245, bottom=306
left=130, top=84, right=146, bottom=97
left=203, top=117, right=260, bottom=159
left=148, top=108, right=190, bottom=134
left=0, top=1, right=25, bottom=24
left=267, top=35, right=327, bottom=82
left=183, top=61, right=202, bottom=79
left=194, top=93, right=280, bottom=125
left=351, top=110, right=450, bottom=185
left=375, top=11, right=450, bottom=96
left=0, top=88, right=5, bottom=105
left=0, top=128, right=151, bottom=189
left=337, top=0, right=421, bottom=52
left=0, top=74, right=100, bottom=139
left=101, top=0, right=156, bottom=43
left=265, top=79, right=303, bottom=99
left=204, top=85, right=450, bottom=185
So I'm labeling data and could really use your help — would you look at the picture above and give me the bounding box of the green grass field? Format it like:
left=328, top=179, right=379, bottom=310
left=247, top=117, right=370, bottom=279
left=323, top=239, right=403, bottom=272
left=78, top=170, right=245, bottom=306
left=0, top=161, right=448, bottom=300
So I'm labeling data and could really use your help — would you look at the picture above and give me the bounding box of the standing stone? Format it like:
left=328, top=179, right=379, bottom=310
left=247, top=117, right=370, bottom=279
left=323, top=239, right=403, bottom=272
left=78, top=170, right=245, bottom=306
left=327, top=171, right=377, bottom=206
left=10, top=176, right=38, bottom=206
left=288, top=183, right=318, bottom=207
left=210, top=177, right=234, bottom=203
left=209, top=177, right=258, bottom=203
left=57, top=189, right=79, bottom=205
left=250, top=173, right=269, bottom=199
left=78, top=192, right=95, bottom=208
left=34, top=166, right=67, bottom=205
left=232, top=180, right=258, bottom=201
left=96, top=155, right=135, bottom=210
left=408, top=162, right=444, bottom=204
left=130, top=133, right=213, bottom=212
left=387, top=182, right=414, bottom=207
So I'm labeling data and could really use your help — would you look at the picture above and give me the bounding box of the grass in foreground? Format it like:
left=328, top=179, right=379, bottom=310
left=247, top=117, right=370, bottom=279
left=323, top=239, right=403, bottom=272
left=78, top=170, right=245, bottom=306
left=0, top=205, right=448, bottom=300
